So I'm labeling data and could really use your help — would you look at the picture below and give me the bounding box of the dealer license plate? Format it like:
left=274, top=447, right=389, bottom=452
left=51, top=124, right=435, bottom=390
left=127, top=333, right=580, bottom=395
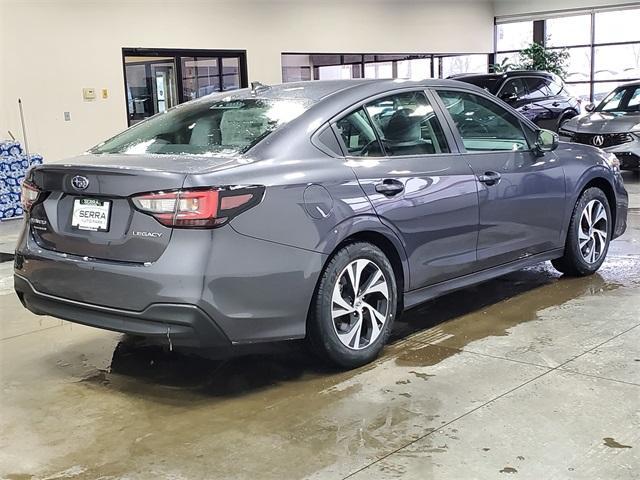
left=71, top=198, right=111, bottom=231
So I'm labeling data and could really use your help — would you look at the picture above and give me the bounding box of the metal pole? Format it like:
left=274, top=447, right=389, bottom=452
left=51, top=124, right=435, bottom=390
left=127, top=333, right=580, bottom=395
left=18, top=98, right=30, bottom=159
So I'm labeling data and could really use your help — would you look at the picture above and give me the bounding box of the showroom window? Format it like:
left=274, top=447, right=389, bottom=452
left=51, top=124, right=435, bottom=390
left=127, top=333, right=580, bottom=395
left=281, top=53, right=490, bottom=82
left=123, top=48, right=248, bottom=126
left=495, top=6, right=640, bottom=103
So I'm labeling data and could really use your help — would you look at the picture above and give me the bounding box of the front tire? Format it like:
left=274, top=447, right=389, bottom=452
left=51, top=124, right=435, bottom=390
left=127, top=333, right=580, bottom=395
left=308, top=242, right=397, bottom=369
left=552, top=187, right=611, bottom=276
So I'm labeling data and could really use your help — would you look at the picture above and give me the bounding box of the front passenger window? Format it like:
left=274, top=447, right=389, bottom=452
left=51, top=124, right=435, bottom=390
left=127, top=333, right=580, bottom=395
left=437, top=90, right=530, bottom=152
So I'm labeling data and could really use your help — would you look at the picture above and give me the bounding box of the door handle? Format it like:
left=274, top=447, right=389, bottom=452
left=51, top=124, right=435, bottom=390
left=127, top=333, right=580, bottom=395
left=375, top=179, right=405, bottom=196
left=552, top=101, right=561, bottom=107
left=477, top=171, right=502, bottom=186
left=521, top=105, right=530, bottom=111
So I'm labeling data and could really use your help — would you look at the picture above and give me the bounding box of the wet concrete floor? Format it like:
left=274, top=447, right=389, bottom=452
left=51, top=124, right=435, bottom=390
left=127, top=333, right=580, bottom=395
left=1, top=172, right=639, bottom=479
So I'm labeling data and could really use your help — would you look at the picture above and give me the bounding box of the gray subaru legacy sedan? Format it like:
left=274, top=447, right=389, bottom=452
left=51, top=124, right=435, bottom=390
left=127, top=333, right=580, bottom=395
left=14, top=79, right=628, bottom=368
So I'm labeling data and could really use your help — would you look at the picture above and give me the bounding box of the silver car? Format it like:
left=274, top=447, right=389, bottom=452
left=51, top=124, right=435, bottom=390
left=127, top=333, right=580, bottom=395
left=560, top=81, right=640, bottom=172
left=14, top=79, right=628, bottom=368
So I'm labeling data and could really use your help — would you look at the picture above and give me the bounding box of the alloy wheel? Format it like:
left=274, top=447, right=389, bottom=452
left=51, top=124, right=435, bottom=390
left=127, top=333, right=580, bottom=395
left=331, top=259, right=390, bottom=350
left=578, top=199, right=608, bottom=264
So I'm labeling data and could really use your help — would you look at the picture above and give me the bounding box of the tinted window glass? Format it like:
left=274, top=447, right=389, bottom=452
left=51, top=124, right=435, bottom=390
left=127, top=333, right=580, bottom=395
left=598, top=86, right=640, bottom=112
left=93, top=97, right=309, bottom=156
left=523, top=78, right=551, bottom=100
left=548, top=80, right=564, bottom=96
left=458, top=76, right=503, bottom=94
left=365, top=92, right=450, bottom=156
left=335, top=108, right=383, bottom=157
left=317, top=126, right=343, bottom=156
left=437, top=90, right=530, bottom=152
left=499, top=78, right=527, bottom=100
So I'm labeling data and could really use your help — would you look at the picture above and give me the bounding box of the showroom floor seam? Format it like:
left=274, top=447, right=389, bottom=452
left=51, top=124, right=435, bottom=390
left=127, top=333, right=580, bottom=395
left=0, top=322, right=64, bottom=342
left=341, top=320, right=640, bottom=480
left=554, top=368, right=640, bottom=388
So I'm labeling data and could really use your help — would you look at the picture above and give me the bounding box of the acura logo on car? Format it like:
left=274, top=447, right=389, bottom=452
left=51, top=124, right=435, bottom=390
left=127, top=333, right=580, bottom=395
left=592, top=135, right=605, bottom=147
left=71, top=175, right=89, bottom=191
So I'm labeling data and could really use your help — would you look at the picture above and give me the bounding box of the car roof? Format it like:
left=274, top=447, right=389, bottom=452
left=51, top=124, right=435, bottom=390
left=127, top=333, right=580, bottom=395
left=220, top=78, right=482, bottom=104
left=616, top=79, right=640, bottom=88
left=452, top=70, right=558, bottom=81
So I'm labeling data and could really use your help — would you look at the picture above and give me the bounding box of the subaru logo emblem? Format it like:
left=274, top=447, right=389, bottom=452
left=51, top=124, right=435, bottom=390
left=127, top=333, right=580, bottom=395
left=71, top=175, right=89, bottom=191
left=592, top=135, right=604, bottom=147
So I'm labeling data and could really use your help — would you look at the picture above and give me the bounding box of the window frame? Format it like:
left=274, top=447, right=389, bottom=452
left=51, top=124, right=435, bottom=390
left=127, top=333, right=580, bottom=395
left=429, top=86, right=538, bottom=155
left=495, top=7, right=640, bottom=103
left=329, top=87, right=461, bottom=160
left=122, top=47, right=248, bottom=127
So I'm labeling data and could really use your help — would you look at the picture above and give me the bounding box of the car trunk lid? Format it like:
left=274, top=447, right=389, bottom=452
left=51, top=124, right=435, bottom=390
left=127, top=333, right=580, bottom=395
left=25, top=154, right=238, bottom=263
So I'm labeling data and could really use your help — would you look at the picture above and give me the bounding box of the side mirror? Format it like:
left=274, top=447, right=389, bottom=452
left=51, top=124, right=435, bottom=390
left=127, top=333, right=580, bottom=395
left=585, top=103, right=596, bottom=113
left=535, top=129, right=559, bottom=156
left=499, top=92, right=518, bottom=104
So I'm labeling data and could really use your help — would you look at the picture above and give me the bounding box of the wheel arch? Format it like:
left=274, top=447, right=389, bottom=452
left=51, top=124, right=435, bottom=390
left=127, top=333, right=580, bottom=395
left=557, top=108, right=579, bottom=129
left=308, top=219, right=410, bottom=331
left=579, top=176, right=617, bottom=230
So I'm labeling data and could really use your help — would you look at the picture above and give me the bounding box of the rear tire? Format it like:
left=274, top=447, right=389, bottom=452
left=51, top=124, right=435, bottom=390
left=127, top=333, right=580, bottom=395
left=552, top=187, right=611, bottom=276
left=308, top=242, right=397, bottom=369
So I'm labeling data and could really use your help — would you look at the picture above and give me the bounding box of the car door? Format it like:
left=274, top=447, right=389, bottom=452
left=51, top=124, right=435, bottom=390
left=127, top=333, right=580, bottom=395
left=332, top=90, right=479, bottom=290
left=433, top=88, right=567, bottom=270
left=497, top=77, right=540, bottom=125
left=521, top=77, right=563, bottom=130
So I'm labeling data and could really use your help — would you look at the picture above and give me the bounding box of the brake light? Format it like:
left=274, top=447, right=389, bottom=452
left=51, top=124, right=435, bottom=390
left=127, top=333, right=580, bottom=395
left=21, top=181, right=40, bottom=211
left=131, top=186, right=264, bottom=228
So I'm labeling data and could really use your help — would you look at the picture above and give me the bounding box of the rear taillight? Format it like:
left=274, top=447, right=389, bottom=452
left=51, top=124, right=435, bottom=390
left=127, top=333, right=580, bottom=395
left=21, top=181, right=40, bottom=211
left=131, top=186, right=264, bottom=228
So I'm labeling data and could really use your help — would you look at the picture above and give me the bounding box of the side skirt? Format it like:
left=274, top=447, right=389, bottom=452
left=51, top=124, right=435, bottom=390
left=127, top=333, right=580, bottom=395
left=403, top=248, right=565, bottom=310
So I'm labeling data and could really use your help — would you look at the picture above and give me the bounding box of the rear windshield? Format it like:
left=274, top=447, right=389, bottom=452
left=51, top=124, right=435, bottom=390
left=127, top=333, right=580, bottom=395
left=597, top=85, right=640, bottom=113
left=92, top=96, right=310, bottom=156
left=457, top=77, right=503, bottom=94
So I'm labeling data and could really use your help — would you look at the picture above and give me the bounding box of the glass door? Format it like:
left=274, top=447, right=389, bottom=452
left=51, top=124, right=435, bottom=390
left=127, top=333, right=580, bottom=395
left=123, top=49, right=248, bottom=126
left=124, top=56, right=177, bottom=124
left=150, top=61, right=177, bottom=114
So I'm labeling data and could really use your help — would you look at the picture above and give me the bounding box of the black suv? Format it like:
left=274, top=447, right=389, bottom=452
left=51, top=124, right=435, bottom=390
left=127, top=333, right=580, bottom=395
left=452, top=71, right=580, bottom=132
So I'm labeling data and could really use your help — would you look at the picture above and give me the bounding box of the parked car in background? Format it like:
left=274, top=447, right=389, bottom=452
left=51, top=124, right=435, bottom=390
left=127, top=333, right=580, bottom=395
left=15, top=79, right=627, bottom=369
left=560, top=81, right=640, bottom=173
left=452, top=71, right=580, bottom=131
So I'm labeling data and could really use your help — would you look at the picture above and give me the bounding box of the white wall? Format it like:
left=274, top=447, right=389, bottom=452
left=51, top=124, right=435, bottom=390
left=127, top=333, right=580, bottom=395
left=0, top=0, right=494, bottom=161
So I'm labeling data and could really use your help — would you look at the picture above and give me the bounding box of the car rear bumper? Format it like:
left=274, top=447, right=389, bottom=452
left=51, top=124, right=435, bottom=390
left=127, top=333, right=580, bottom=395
left=14, top=274, right=230, bottom=348
left=14, top=224, right=326, bottom=346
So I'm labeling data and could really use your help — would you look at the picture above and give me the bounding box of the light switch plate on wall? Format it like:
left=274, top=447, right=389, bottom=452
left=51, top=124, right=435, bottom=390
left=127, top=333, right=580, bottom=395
left=82, top=88, right=96, bottom=100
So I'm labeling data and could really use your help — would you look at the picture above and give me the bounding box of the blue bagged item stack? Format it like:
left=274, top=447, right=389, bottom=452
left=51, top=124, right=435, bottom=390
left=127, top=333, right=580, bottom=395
left=0, top=141, right=44, bottom=221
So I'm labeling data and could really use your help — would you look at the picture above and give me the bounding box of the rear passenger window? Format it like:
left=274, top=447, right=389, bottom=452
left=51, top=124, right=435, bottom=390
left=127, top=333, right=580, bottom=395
left=437, top=90, right=530, bottom=152
left=523, top=78, right=551, bottom=100
left=499, top=78, right=527, bottom=100
left=335, top=108, right=383, bottom=157
left=364, top=91, right=450, bottom=156
left=548, top=80, right=564, bottom=96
